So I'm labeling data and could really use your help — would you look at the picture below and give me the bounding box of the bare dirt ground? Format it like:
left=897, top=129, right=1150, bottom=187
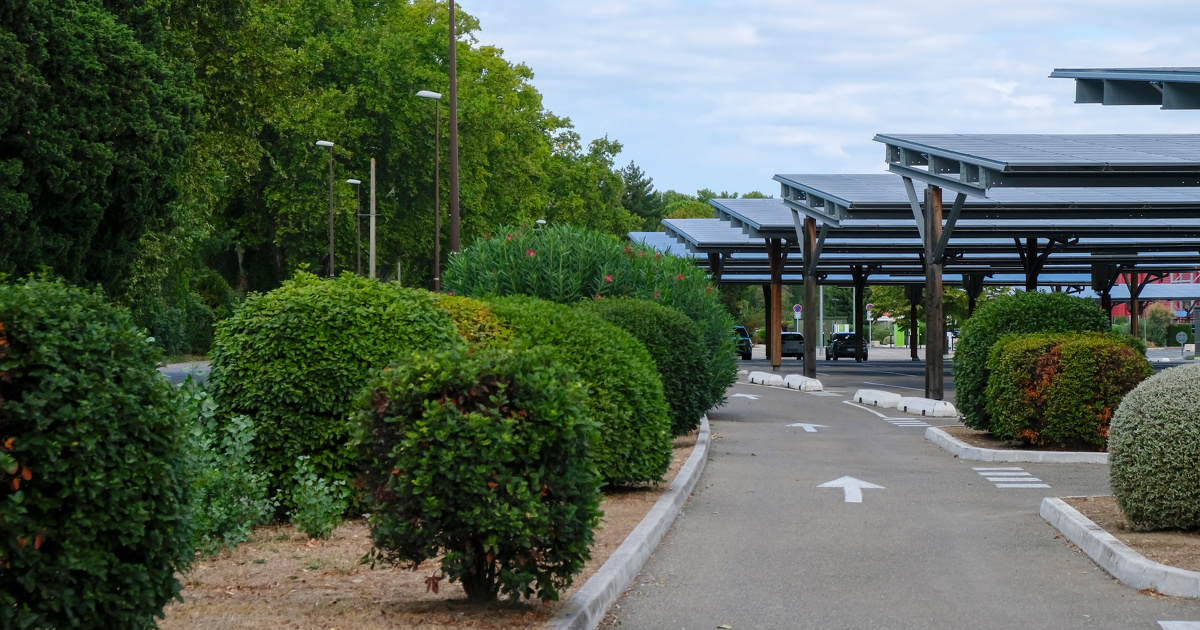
left=1064, top=496, right=1200, bottom=575
left=938, top=427, right=1200, bottom=577
left=160, top=430, right=699, bottom=630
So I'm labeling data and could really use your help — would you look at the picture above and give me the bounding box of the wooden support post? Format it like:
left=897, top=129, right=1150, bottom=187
left=767, top=238, right=784, bottom=371
left=707, top=253, right=723, bottom=282
left=761, top=284, right=773, bottom=361
left=1127, top=272, right=1143, bottom=339
left=852, top=265, right=867, bottom=362
left=907, top=285, right=921, bottom=362
left=1023, top=237, right=1039, bottom=293
left=802, top=218, right=818, bottom=378
left=924, top=186, right=944, bottom=400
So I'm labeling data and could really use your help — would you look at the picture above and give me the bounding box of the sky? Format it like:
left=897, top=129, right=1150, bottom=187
left=465, top=0, right=1200, bottom=197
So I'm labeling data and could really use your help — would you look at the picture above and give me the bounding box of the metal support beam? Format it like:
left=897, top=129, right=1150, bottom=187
left=761, top=284, right=773, bottom=361
left=924, top=186, right=945, bottom=400
left=932, top=192, right=967, bottom=261
left=964, top=273, right=986, bottom=316
left=707, top=252, right=723, bottom=283
left=903, top=176, right=925, bottom=242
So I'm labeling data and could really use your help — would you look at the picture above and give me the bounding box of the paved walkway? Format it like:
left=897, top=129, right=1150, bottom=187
left=606, top=377, right=1200, bottom=629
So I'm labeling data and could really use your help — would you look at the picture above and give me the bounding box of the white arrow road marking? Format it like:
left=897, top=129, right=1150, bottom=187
left=786, top=423, right=827, bottom=433
left=818, top=476, right=885, bottom=503
left=1159, top=622, right=1200, bottom=629
left=730, top=393, right=760, bottom=400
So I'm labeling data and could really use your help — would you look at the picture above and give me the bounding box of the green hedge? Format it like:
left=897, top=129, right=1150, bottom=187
left=430, top=293, right=515, bottom=349
left=953, top=291, right=1110, bottom=431
left=443, top=224, right=736, bottom=411
left=488, top=295, right=673, bottom=485
left=1110, top=362, right=1200, bottom=530
left=985, top=333, right=1151, bottom=449
left=208, top=272, right=462, bottom=508
left=580, top=297, right=711, bottom=436
left=355, top=344, right=601, bottom=602
left=0, top=278, right=193, bottom=628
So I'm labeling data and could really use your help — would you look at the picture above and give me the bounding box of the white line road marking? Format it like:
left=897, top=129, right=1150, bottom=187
left=973, top=467, right=1050, bottom=489
left=730, top=393, right=760, bottom=400
left=885, top=418, right=931, bottom=427
left=1159, top=622, right=1200, bottom=629
left=786, top=423, right=827, bottom=433
left=862, top=381, right=925, bottom=392
left=842, top=400, right=888, bottom=418
left=818, top=476, right=885, bottom=503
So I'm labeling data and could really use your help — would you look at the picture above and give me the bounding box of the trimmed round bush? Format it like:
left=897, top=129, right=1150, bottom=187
left=208, top=272, right=462, bottom=504
left=443, top=224, right=737, bottom=411
left=580, top=297, right=711, bottom=436
left=430, top=293, right=515, bottom=348
left=985, top=333, right=1151, bottom=448
left=488, top=295, right=673, bottom=485
left=355, top=344, right=601, bottom=602
left=953, top=291, right=1110, bottom=431
left=1110, top=362, right=1200, bottom=530
left=0, top=278, right=193, bottom=628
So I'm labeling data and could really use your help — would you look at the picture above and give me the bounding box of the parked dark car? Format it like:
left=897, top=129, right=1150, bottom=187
left=734, top=325, right=752, bottom=360
left=825, top=332, right=866, bottom=360
left=781, top=332, right=804, bottom=359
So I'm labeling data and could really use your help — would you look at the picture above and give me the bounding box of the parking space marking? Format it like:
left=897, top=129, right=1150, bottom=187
left=884, top=418, right=931, bottom=428
left=973, top=467, right=1050, bottom=489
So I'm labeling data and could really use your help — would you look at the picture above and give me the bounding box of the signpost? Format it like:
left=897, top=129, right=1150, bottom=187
left=1179, top=331, right=1189, bottom=358
left=793, top=304, right=802, bottom=334
left=866, top=303, right=874, bottom=345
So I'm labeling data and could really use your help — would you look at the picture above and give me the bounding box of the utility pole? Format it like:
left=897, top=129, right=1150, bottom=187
left=448, top=1, right=461, bottom=252
left=370, top=158, right=377, bottom=279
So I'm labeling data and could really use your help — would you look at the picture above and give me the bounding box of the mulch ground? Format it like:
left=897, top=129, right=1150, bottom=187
left=160, top=430, right=699, bottom=630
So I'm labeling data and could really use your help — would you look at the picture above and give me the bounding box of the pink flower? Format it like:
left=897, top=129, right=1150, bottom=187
left=654, top=291, right=660, bottom=298
left=676, top=274, right=684, bottom=281
left=624, top=246, right=632, bottom=254
left=638, top=251, right=645, bottom=257
left=654, top=253, right=661, bottom=259
left=596, top=294, right=603, bottom=299
left=605, top=275, right=613, bottom=282
left=527, top=249, right=535, bottom=257
left=448, top=292, right=454, bottom=296
left=506, top=234, right=513, bottom=241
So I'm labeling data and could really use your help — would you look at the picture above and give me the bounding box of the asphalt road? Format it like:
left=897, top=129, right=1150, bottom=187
left=605, top=351, right=1200, bottom=629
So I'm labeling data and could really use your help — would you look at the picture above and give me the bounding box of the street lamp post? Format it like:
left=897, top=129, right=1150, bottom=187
left=346, top=179, right=362, bottom=276
left=316, top=140, right=335, bottom=277
left=417, top=90, right=442, bottom=291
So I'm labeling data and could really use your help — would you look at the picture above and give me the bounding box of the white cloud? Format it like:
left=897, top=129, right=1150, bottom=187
left=465, top=0, right=1200, bottom=195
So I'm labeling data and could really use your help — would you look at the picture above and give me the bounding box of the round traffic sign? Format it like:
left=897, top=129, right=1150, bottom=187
left=866, top=303, right=874, bottom=310
left=1177, top=331, right=1189, bottom=344
left=794, top=304, right=802, bottom=313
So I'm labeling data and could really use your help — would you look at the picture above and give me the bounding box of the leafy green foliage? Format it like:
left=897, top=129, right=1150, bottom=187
left=985, top=333, right=1151, bottom=449
left=621, top=161, right=666, bottom=232
left=953, top=291, right=1110, bottom=431
left=487, top=296, right=672, bottom=486
left=430, top=294, right=515, bottom=349
left=0, top=278, right=193, bottom=628
left=0, top=0, right=196, bottom=295
left=288, top=456, right=348, bottom=540
left=1110, top=362, right=1200, bottom=530
left=208, top=272, right=462, bottom=509
left=180, top=382, right=274, bottom=556
left=581, top=297, right=711, bottom=436
left=443, top=224, right=737, bottom=410
left=355, top=344, right=602, bottom=602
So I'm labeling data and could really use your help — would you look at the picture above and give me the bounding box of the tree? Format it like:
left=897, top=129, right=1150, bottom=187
left=0, top=0, right=197, bottom=296
left=621, top=161, right=665, bottom=231
left=543, top=134, right=635, bottom=235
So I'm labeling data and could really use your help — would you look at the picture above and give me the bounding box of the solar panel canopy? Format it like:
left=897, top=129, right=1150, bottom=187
left=1050, top=68, right=1200, bottom=110
left=874, top=134, right=1200, bottom=195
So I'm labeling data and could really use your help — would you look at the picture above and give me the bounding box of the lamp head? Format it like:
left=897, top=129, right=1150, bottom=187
left=346, top=179, right=361, bottom=185
left=416, top=90, right=443, bottom=100
left=315, top=140, right=334, bottom=147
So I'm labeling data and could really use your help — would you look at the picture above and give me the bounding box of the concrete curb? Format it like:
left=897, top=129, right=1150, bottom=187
left=1041, top=497, right=1200, bottom=598
left=925, top=426, right=1108, bottom=464
left=546, top=416, right=712, bottom=630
